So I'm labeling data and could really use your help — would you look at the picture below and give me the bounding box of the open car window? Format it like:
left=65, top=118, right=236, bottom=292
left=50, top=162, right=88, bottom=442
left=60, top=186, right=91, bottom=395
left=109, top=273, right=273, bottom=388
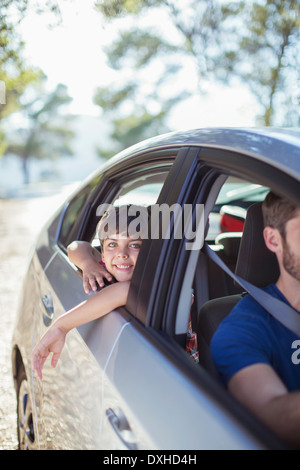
left=90, top=173, right=169, bottom=249
left=57, top=152, right=175, bottom=251
left=172, top=170, right=272, bottom=349
left=207, top=177, right=269, bottom=242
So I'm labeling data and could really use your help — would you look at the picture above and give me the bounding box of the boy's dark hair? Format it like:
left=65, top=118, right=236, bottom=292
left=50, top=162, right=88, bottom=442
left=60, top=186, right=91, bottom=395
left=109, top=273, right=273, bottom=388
left=262, top=191, right=300, bottom=239
left=97, top=204, right=150, bottom=245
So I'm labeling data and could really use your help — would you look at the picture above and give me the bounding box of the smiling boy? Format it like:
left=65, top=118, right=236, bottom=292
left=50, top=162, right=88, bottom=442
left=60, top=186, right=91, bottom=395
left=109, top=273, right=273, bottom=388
left=31, top=205, right=147, bottom=379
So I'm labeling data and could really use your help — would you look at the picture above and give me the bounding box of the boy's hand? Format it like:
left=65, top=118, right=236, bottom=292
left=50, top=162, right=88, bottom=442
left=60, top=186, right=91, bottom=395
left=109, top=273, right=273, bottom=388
left=67, top=241, right=113, bottom=294
left=82, top=259, right=113, bottom=294
left=31, top=327, right=66, bottom=380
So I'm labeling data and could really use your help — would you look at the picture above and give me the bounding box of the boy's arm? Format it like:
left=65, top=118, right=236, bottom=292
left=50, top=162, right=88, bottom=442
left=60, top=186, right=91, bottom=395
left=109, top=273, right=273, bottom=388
left=32, top=281, right=130, bottom=379
left=67, top=241, right=113, bottom=293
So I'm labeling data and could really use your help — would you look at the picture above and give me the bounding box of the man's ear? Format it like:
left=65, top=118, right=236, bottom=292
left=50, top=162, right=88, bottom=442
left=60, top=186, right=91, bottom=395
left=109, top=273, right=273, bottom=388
left=263, top=226, right=282, bottom=254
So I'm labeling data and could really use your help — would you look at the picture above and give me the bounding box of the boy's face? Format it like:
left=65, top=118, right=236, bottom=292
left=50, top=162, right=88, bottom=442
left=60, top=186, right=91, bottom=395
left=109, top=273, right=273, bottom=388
left=101, top=233, right=142, bottom=282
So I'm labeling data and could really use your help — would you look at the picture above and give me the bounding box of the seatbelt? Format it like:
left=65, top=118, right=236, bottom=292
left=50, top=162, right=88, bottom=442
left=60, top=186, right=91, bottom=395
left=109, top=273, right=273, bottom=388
left=203, top=242, right=300, bottom=338
left=191, top=253, right=209, bottom=331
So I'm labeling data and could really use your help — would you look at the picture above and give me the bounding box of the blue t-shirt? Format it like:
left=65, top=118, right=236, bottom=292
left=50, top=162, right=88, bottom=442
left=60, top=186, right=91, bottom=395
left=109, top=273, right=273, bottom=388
left=210, top=284, right=300, bottom=391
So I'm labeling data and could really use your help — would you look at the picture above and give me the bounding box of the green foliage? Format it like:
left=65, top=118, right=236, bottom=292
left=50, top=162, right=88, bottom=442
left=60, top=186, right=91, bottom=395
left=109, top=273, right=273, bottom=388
left=106, top=30, right=178, bottom=69
left=94, top=0, right=299, bottom=153
left=96, top=0, right=162, bottom=17
left=5, top=83, right=74, bottom=183
left=0, top=1, right=42, bottom=123
left=94, top=83, right=137, bottom=109
left=0, top=0, right=66, bottom=157
left=223, top=0, right=300, bottom=125
left=97, top=107, right=169, bottom=159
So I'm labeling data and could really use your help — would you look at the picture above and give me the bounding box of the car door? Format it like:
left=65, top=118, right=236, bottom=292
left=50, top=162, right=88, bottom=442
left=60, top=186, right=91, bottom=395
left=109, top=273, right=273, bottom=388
left=30, top=148, right=178, bottom=449
left=30, top=145, right=283, bottom=450
left=96, top=148, right=275, bottom=450
left=30, top=134, right=300, bottom=450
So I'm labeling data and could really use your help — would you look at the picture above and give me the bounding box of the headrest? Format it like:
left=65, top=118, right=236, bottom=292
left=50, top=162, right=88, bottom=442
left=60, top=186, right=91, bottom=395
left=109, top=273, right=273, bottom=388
left=235, top=202, right=280, bottom=287
left=215, top=232, right=242, bottom=260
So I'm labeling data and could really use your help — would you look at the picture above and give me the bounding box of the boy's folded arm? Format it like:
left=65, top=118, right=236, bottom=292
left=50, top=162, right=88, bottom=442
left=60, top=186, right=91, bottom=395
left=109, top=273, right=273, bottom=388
left=67, top=241, right=94, bottom=265
left=67, top=241, right=112, bottom=293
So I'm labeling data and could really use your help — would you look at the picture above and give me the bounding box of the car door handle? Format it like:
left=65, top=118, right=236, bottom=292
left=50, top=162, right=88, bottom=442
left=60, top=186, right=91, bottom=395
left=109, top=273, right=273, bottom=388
left=106, top=408, right=138, bottom=450
left=41, top=293, right=54, bottom=327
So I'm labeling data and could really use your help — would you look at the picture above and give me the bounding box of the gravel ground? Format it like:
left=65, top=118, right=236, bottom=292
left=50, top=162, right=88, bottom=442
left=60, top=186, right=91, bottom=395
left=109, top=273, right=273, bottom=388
left=0, top=190, right=74, bottom=450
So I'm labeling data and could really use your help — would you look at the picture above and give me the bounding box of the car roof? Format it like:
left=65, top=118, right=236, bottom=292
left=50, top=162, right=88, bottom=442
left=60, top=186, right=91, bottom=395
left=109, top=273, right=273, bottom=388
left=109, top=126, right=300, bottom=171
left=82, top=127, right=300, bottom=189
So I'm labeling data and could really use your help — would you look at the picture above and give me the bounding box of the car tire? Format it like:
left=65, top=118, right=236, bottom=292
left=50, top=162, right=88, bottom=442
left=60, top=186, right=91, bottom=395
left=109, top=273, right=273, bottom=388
left=16, top=367, right=35, bottom=450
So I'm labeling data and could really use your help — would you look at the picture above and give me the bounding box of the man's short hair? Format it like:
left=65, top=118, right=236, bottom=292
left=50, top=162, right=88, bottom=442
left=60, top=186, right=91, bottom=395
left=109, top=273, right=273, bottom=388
left=262, top=191, right=300, bottom=239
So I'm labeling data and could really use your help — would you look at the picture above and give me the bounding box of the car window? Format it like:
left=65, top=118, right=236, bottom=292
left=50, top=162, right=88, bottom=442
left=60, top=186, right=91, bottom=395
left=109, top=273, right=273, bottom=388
left=115, top=182, right=163, bottom=206
left=57, top=151, right=176, bottom=253
left=91, top=174, right=169, bottom=248
left=58, top=176, right=100, bottom=249
left=171, top=170, right=271, bottom=343
left=203, top=175, right=270, bottom=300
left=207, top=177, right=269, bottom=241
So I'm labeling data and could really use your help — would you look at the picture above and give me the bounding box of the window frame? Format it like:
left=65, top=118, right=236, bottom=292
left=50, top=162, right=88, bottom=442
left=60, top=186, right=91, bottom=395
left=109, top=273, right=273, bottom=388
left=56, top=148, right=179, bottom=253
left=131, top=145, right=300, bottom=338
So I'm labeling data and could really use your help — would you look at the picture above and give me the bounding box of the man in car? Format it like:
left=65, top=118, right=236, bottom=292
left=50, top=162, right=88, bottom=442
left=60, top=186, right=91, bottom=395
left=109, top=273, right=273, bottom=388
left=211, top=191, right=300, bottom=448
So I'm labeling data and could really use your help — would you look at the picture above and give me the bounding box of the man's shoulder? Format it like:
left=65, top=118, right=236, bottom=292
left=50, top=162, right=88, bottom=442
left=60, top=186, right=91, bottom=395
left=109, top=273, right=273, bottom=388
left=212, top=284, right=280, bottom=343
left=226, top=283, right=279, bottom=319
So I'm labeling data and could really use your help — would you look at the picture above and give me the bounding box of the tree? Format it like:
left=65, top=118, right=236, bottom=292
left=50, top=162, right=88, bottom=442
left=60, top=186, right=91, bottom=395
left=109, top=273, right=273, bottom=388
left=0, top=0, right=66, bottom=155
left=219, top=0, right=300, bottom=126
left=93, top=0, right=300, bottom=156
left=5, top=83, right=74, bottom=184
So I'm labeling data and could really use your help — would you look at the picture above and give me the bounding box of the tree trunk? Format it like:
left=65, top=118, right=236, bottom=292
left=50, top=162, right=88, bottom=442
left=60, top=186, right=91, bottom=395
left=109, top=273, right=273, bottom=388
left=22, top=156, right=29, bottom=185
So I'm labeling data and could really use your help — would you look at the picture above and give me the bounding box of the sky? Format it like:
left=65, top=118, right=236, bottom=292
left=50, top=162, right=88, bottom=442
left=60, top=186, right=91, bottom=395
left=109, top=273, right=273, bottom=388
left=0, top=0, right=262, bottom=193
left=18, top=0, right=260, bottom=130
left=19, top=0, right=110, bottom=116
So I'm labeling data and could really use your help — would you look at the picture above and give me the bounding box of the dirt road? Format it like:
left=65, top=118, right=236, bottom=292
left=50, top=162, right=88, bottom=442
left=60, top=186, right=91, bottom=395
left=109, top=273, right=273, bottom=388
left=0, top=190, right=73, bottom=450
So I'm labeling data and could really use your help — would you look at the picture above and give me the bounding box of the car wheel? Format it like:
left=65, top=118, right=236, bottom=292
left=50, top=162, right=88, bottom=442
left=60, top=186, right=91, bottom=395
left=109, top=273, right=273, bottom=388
left=17, top=367, right=35, bottom=450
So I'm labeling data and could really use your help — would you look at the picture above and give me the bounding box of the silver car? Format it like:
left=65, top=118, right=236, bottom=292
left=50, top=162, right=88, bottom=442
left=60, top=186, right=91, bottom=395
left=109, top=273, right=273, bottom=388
left=12, top=127, right=300, bottom=450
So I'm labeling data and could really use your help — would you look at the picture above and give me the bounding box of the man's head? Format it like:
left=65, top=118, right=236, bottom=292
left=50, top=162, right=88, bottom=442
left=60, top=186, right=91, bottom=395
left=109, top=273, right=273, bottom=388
left=262, top=191, right=300, bottom=240
left=262, top=191, right=300, bottom=281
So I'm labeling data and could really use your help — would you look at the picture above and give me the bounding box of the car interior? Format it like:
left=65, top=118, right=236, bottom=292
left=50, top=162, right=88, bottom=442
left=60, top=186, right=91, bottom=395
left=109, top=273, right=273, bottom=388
left=86, top=171, right=274, bottom=378
left=58, top=158, right=292, bottom=448
left=184, top=173, right=276, bottom=372
left=63, top=164, right=278, bottom=382
left=196, top=200, right=280, bottom=379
